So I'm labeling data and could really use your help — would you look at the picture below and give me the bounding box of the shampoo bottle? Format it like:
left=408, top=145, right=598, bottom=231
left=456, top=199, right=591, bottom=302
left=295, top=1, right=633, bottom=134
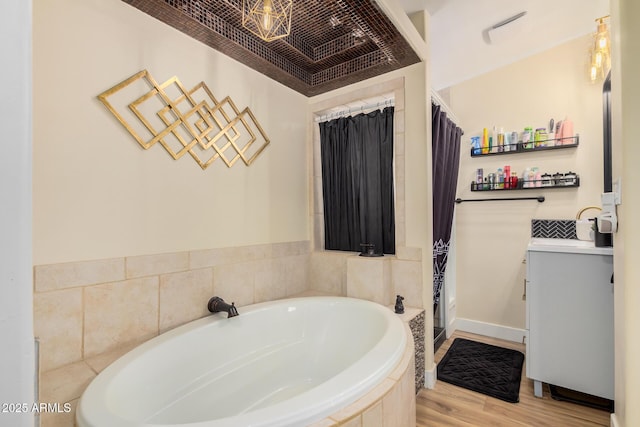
left=497, top=127, right=505, bottom=152
left=562, top=118, right=574, bottom=144
left=482, top=128, right=489, bottom=154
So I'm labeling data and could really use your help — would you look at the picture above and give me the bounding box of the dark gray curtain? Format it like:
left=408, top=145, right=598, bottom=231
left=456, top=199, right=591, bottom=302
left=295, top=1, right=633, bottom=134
left=319, top=106, right=395, bottom=254
left=432, top=103, right=462, bottom=311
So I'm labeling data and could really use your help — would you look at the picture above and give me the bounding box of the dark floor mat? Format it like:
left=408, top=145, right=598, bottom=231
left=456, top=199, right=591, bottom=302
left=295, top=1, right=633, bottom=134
left=549, top=384, right=614, bottom=412
left=437, top=338, right=525, bottom=403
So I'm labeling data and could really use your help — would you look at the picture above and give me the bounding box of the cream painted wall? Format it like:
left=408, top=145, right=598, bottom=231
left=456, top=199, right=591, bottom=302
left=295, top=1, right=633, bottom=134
left=448, top=35, right=605, bottom=330
left=611, top=0, right=640, bottom=425
left=32, top=0, right=308, bottom=265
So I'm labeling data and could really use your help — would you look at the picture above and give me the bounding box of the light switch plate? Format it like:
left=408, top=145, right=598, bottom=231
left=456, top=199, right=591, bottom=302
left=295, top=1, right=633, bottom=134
left=613, top=177, right=622, bottom=205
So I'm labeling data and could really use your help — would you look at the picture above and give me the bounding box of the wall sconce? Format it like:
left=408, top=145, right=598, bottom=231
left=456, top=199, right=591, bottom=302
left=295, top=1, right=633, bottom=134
left=589, top=15, right=611, bottom=83
left=242, top=0, right=292, bottom=42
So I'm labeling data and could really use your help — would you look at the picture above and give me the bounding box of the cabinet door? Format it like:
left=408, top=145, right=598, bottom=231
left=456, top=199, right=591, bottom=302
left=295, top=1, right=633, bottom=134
left=527, top=251, right=614, bottom=399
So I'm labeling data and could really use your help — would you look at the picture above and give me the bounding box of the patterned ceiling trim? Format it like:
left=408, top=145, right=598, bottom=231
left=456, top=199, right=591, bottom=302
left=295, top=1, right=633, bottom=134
left=122, top=0, right=421, bottom=96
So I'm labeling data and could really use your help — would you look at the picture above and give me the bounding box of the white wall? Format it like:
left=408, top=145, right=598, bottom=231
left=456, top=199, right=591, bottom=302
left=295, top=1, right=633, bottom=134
left=0, top=2, right=35, bottom=426
left=32, top=0, right=309, bottom=266
left=448, top=35, right=605, bottom=333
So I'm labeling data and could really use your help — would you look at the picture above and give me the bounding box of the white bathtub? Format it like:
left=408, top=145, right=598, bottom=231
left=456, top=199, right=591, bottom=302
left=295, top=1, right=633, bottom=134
left=76, top=296, right=408, bottom=427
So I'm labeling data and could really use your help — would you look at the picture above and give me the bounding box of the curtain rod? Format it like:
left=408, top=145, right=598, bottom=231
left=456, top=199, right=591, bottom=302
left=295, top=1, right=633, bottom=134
left=314, top=95, right=394, bottom=123
left=455, top=196, right=545, bottom=204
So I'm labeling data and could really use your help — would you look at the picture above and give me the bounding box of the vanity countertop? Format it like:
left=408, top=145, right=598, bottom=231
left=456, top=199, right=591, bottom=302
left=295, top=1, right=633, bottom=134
left=527, top=238, right=614, bottom=256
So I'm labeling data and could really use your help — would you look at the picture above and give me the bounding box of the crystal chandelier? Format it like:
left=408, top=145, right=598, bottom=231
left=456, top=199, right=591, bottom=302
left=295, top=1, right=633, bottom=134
left=242, top=0, right=293, bottom=42
left=589, top=16, right=611, bottom=83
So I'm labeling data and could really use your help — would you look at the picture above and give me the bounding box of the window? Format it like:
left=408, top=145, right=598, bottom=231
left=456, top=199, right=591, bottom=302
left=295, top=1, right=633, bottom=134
left=318, top=106, right=395, bottom=254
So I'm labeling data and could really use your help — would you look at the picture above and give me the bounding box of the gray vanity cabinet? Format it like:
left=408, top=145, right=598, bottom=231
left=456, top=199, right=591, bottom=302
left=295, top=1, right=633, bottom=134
left=525, top=239, right=614, bottom=400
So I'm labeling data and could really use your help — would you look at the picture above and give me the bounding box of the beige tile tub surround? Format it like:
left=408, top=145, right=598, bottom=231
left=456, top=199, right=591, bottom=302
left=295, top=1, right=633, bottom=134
left=40, top=361, right=95, bottom=410
left=159, top=268, right=214, bottom=333
left=309, top=323, right=417, bottom=427
left=34, top=240, right=421, bottom=426
left=34, top=241, right=310, bottom=426
left=126, top=251, right=189, bottom=279
left=212, top=261, right=257, bottom=308
left=34, top=241, right=311, bottom=370
left=39, top=361, right=95, bottom=427
left=38, top=343, right=144, bottom=427
left=34, top=257, right=125, bottom=292
left=347, top=256, right=393, bottom=305
left=391, top=259, right=423, bottom=308
left=310, top=250, right=352, bottom=295
left=34, top=288, right=83, bottom=373
left=84, top=276, right=160, bottom=358
left=311, top=247, right=423, bottom=309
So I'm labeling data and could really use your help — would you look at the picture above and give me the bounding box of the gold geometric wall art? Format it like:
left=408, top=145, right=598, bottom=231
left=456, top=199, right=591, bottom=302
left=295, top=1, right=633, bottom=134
left=98, top=70, right=270, bottom=170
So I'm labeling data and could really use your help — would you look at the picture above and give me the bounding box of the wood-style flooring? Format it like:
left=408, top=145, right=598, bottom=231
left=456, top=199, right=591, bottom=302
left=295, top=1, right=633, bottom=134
left=416, top=331, right=611, bottom=426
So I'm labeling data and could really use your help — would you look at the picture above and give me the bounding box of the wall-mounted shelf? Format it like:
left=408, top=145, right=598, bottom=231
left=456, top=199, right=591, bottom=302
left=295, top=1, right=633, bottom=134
left=456, top=196, right=545, bottom=204
left=471, top=176, right=580, bottom=191
left=471, top=135, right=579, bottom=157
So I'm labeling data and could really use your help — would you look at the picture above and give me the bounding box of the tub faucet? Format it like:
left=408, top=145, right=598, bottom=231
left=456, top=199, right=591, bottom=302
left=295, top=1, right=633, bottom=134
left=207, top=297, right=239, bottom=318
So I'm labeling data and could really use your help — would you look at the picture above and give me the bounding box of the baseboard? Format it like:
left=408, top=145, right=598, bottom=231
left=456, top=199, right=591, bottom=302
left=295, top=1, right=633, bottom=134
left=610, top=413, right=621, bottom=427
left=456, top=318, right=526, bottom=344
left=424, top=362, right=437, bottom=389
left=446, top=317, right=457, bottom=339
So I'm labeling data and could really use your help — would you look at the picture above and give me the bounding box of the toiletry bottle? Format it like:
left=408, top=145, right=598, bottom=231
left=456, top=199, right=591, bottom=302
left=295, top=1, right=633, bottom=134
left=534, top=128, right=547, bottom=148
left=482, top=128, right=489, bottom=154
left=555, top=120, right=564, bottom=144
left=492, top=126, right=497, bottom=152
left=562, top=118, right=574, bottom=144
left=511, top=172, right=518, bottom=189
left=497, top=168, right=504, bottom=189
left=523, top=168, right=530, bottom=188
left=471, top=136, right=481, bottom=155
left=523, top=127, right=533, bottom=149
left=534, top=167, right=542, bottom=187
left=497, top=127, right=505, bottom=153
left=504, top=165, right=511, bottom=189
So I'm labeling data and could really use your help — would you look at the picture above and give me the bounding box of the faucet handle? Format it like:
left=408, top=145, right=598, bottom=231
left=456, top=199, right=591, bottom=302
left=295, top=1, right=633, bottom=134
left=394, top=295, right=405, bottom=314
left=228, top=302, right=239, bottom=318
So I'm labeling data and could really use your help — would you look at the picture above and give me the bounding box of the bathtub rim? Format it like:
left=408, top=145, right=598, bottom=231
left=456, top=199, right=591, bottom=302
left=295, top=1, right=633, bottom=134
left=76, top=296, right=410, bottom=427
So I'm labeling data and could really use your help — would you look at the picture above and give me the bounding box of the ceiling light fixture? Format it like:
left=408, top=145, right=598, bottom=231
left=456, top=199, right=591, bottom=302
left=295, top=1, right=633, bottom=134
left=589, top=15, right=611, bottom=83
left=242, top=0, right=293, bottom=42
